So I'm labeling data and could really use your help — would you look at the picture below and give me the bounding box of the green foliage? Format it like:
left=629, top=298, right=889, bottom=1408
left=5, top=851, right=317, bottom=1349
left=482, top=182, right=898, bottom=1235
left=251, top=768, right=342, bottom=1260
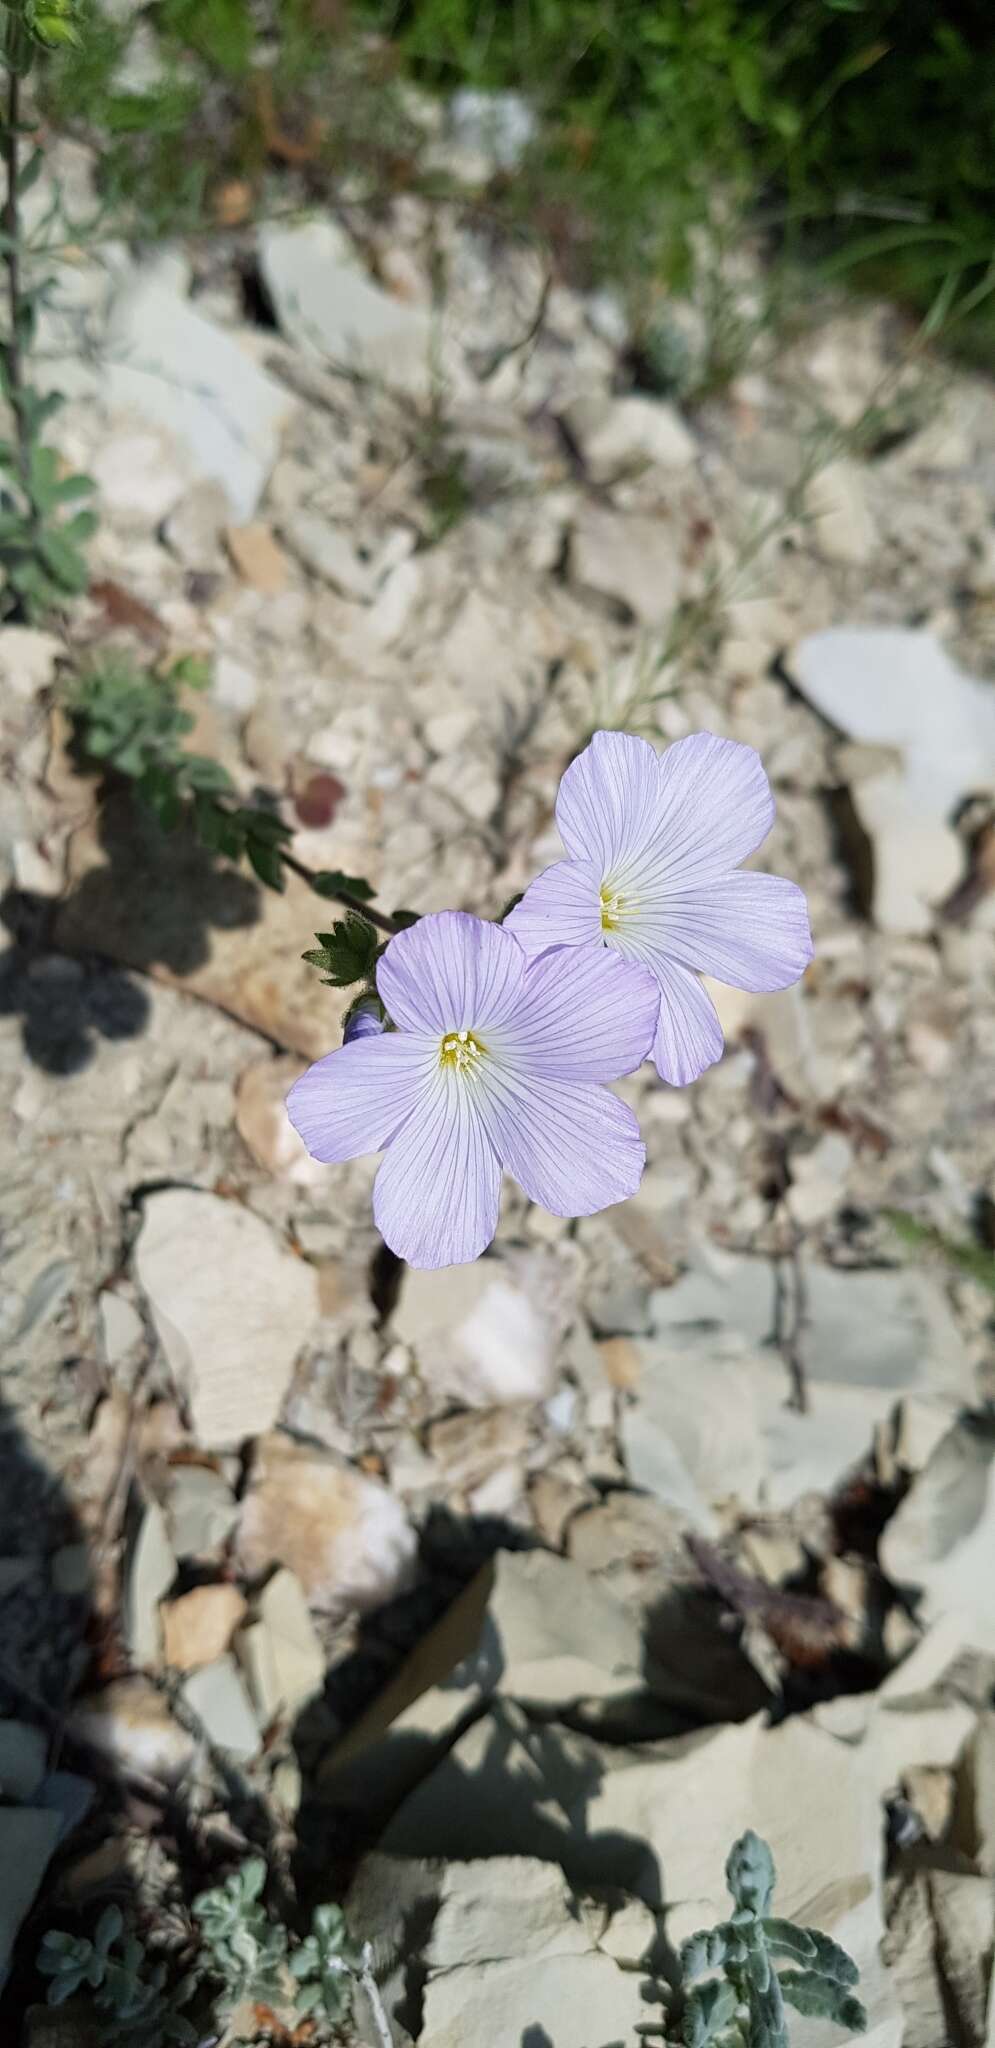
left=675, top=1829, right=867, bottom=2047
left=192, top=1856, right=290, bottom=2016
left=65, top=651, right=397, bottom=959
left=885, top=1209, right=995, bottom=1297
left=37, top=1905, right=198, bottom=2045
left=65, top=650, right=300, bottom=889
left=303, top=913, right=381, bottom=989
left=289, top=1902, right=362, bottom=2023
left=357, top=0, right=995, bottom=349
left=37, top=0, right=424, bottom=238
left=39, top=1862, right=369, bottom=2043
left=1, top=0, right=97, bottom=618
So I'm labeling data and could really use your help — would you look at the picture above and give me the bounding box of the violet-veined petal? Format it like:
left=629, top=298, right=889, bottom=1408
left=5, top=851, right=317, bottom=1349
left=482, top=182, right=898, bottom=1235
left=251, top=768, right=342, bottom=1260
left=631, top=731, right=776, bottom=890
left=555, top=730, right=665, bottom=871
left=660, top=871, right=814, bottom=992
left=490, top=943, right=659, bottom=1082
left=503, top=856, right=603, bottom=956
left=377, top=910, right=525, bottom=1035
left=481, top=1067, right=645, bottom=1214
left=373, top=1067, right=501, bottom=1267
left=650, top=956, right=725, bottom=1086
left=286, top=1034, right=435, bottom=1162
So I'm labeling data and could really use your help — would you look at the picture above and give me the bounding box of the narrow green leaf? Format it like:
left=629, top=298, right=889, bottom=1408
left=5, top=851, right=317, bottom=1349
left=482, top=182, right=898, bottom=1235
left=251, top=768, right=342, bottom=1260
left=762, top=1918, right=817, bottom=1963
left=247, top=837, right=286, bottom=890
left=312, top=869, right=375, bottom=902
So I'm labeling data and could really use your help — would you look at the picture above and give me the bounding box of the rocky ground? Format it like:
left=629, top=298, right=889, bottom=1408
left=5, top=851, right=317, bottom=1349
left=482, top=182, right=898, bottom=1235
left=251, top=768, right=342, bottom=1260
left=3, top=120, right=995, bottom=2048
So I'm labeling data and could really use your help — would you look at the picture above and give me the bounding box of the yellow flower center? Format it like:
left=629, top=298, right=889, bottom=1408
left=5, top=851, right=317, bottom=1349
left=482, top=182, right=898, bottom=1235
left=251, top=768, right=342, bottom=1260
left=440, top=1028, right=487, bottom=1073
left=600, top=884, right=631, bottom=932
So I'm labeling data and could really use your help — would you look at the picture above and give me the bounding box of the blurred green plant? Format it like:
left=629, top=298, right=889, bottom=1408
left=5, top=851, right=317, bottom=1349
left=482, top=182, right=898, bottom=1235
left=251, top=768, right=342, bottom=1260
left=65, top=650, right=411, bottom=998
left=38, top=1859, right=383, bottom=2043
left=673, top=1830, right=867, bottom=2046
left=1, top=0, right=97, bottom=617
left=885, top=1209, right=995, bottom=1297
left=37, top=1904, right=198, bottom=2045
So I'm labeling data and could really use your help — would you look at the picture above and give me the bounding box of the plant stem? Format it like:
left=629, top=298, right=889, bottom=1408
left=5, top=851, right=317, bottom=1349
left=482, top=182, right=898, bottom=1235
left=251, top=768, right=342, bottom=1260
left=358, top=1942, right=394, bottom=2048
left=1, top=59, right=29, bottom=493
left=278, top=845, right=401, bottom=935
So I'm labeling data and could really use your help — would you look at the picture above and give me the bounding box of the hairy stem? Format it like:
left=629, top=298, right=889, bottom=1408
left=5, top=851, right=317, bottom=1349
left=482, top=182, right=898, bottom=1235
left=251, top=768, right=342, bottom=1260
left=358, top=1941, right=394, bottom=2048
left=278, top=845, right=401, bottom=934
left=1, top=59, right=29, bottom=494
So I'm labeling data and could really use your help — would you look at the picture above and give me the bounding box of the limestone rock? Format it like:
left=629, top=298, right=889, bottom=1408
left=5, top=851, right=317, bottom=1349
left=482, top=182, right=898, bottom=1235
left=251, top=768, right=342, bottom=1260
left=134, top=1190, right=318, bottom=1449
left=234, top=1053, right=325, bottom=1185
left=239, top=1567, right=325, bottom=1721
left=55, top=790, right=356, bottom=1059
left=392, top=1255, right=561, bottom=1408
left=181, top=1655, right=259, bottom=1762
left=881, top=1415, right=995, bottom=1640
left=71, top=1678, right=196, bottom=1779
left=101, top=273, right=293, bottom=521
left=161, top=1583, right=247, bottom=1672
left=237, top=1432, right=416, bottom=1615
left=788, top=627, right=995, bottom=934
left=571, top=393, right=697, bottom=481
left=804, top=460, right=877, bottom=565
left=124, top=1499, right=176, bottom=1667
left=571, top=504, right=681, bottom=626
left=259, top=218, right=435, bottom=400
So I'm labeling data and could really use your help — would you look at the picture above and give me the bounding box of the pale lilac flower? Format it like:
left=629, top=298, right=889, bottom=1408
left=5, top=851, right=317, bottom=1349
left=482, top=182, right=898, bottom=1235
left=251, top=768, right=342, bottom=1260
left=287, top=910, right=659, bottom=1268
left=505, top=730, right=813, bottom=1087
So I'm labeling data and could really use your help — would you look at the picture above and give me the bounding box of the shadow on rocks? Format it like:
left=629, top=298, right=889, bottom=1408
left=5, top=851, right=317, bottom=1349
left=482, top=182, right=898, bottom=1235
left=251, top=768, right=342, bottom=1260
left=1, top=780, right=261, bottom=1074
left=0, top=1391, right=140, bottom=2043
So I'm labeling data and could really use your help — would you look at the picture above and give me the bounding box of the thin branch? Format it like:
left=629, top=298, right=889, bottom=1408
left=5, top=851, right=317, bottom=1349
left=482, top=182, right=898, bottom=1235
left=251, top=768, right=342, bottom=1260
left=277, top=846, right=400, bottom=934
left=359, top=1941, right=395, bottom=2048
left=1, top=63, right=30, bottom=493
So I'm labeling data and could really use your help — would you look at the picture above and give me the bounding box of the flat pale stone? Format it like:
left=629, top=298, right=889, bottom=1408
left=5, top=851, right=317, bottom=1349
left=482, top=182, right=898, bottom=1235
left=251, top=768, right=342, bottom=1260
left=162, top=1584, right=247, bottom=1673
left=181, top=1655, right=259, bottom=1762
left=134, top=1190, right=318, bottom=1449
left=239, top=1568, right=324, bottom=1721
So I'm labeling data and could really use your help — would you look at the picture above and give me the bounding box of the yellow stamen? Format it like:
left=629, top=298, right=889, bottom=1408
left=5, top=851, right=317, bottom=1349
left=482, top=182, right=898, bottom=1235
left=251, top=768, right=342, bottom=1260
left=600, top=884, right=628, bottom=932
left=440, top=1028, right=486, bottom=1073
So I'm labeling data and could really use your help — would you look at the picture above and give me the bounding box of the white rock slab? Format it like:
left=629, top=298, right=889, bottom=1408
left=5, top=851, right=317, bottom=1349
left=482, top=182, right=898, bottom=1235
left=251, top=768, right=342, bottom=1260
left=259, top=218, right=435, bottom=399
left=788, top=627, right=995, bottom=933
left=101, top=274, right=294, bottom=521
left=135, top=1190, right=318, bottom=1449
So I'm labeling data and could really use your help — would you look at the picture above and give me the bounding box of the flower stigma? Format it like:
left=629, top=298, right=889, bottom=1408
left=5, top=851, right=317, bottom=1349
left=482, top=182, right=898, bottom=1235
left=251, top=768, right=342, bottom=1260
left=439, top=1027, right=487, bottom=1074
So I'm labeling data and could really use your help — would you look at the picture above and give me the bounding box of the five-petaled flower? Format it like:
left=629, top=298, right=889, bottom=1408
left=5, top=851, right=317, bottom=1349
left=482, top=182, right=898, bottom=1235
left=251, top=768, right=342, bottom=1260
left=287, top=910, right=660, bottom=1268
left=505, top=729, right=813, bottom=1086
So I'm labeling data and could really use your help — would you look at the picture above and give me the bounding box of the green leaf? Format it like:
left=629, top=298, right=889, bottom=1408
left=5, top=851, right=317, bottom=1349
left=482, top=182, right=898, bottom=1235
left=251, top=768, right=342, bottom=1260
left=178, top=753, right=235, bottom=795
left=312, top=869, right=375, bottom=902
left=37, top=525, right=89, bottom=592
left=247, top=837, right=286, bottom=890
left=682, top=1977, right=738, bottom=2048
left=762, top=1918, right=817, bottom=1964
left=18, top=149, right=45, bottom=194
left=778, top=1969, right=867, bottom=2032
left=681, top=1925, right=733, bottom=1977
left=52, top=470, right=95, bottom=502
left=802, top=1927, right=861, bottom=1986
left=303, top=913, right=379, bottom=987
left=726, top=1832, right=776, bottom=1916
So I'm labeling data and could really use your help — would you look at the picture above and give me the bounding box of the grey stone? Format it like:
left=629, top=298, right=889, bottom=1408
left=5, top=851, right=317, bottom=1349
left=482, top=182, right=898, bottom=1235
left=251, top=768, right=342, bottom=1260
left=259, top=219, right=434, bottom=399
left=181, top=1655, right=260, bottom=1763
left=0, top=1721, right=48, bottom=1800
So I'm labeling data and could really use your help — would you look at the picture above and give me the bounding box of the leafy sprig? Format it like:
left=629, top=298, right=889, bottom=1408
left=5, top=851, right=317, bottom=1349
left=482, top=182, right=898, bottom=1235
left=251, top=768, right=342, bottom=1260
left=64, top=651, right=412, bottom=991
left=1, top=0, right=96, bottom=617
left=676, top=1831, right=867, bottom=2048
